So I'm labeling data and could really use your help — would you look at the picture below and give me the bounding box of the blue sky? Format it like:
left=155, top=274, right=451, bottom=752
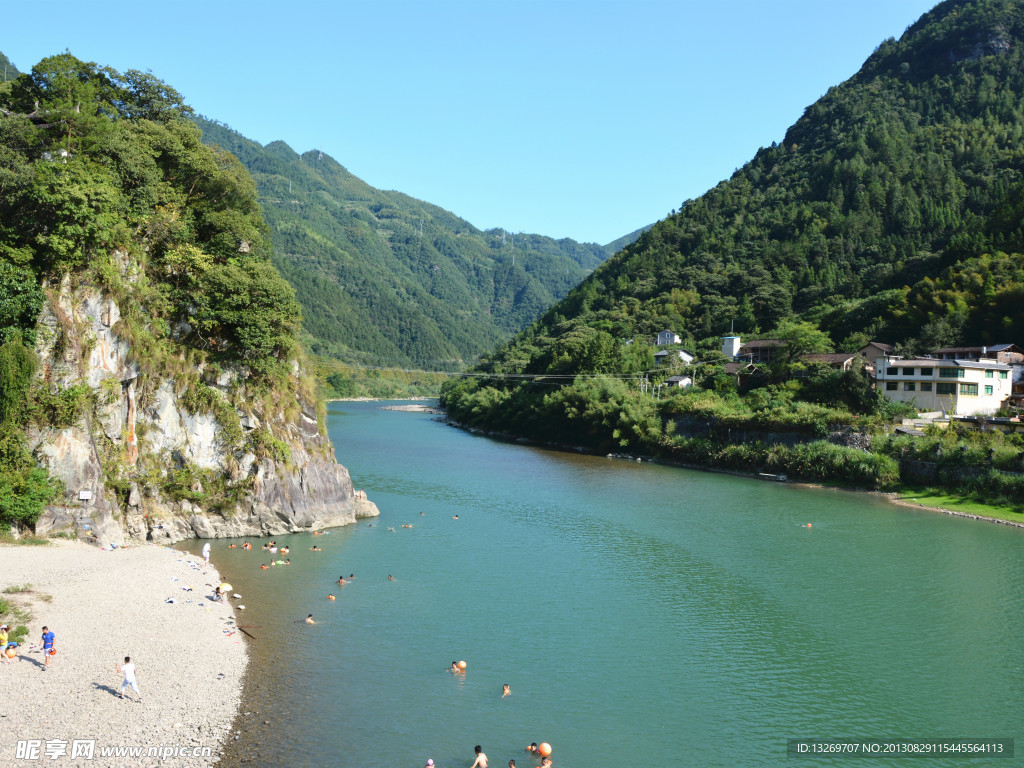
left=4, top=0, right=938, bottom=245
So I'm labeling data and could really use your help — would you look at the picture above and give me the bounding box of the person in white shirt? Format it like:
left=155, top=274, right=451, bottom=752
left=117, top=656, right=141, bottom=702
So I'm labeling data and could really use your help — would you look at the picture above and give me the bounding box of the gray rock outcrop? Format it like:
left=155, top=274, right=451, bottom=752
left=25, top=275, right=378, bottom=545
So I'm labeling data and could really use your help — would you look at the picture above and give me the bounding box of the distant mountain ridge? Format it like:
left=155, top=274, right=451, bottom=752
left=196, top=118, right=637, bottom=369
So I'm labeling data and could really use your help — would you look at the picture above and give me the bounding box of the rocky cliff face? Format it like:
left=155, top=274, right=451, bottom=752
left=25, top=274, right=378, bottom=545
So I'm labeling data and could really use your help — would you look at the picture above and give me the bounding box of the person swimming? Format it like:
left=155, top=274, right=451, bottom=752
left=502, top=683, right=510, bottom=697
left=305, top=614, right=315, bottom=624
left=327, top=594, right=336, bottom=600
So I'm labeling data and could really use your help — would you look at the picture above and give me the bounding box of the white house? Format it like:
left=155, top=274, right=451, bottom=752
left=656, top=330, right=681, bottom=346
left=664, top=375, right=692, bottom=388
left=874, top=357, right=1012, bottom=416
left=654, top=349, right=694, bottom=365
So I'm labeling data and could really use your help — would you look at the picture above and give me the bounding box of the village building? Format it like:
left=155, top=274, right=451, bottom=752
left=656, top=330, right=681, bottom=346
left=721, top=336, right=785, bottom=364
left=664, top=375, right=693, bottom=388
left=654, top=349, right=694, bottom=365
left=858, top=341, right=895, bottom=374
left=874, top=357, right=1012, bottom=416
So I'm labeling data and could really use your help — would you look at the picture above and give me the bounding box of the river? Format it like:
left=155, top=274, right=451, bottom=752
left=206, top=401, right=1024, bottom=767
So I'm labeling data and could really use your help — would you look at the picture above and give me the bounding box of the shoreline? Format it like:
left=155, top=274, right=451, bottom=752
left=0, top=541, right=246, bottom=766
left=439, top=416, right=1024, bottom=530
left=326, top=396, right=437, bottom=402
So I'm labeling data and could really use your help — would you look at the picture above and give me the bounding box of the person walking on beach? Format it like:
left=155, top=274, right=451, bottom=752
left=40, top=626, right=55, bottom=668
left=116, top=656, right=142, bottom=702
left=470, top=745, right=488, bottom=768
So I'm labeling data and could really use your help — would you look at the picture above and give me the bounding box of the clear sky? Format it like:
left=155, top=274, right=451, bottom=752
left=3, top=0, right=939, bottom=245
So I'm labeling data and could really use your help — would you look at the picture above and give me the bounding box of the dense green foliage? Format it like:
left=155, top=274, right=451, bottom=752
left=0, top=54, right=300, bottom=372
left=195, top=119, right=622, bottom=369
left=443, top=0, right=1024, bottom=504
left=318, top=360, right=450, bottom=400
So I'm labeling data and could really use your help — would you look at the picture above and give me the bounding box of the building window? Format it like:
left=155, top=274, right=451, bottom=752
left=986, top=370, right=994, bottom=378
left=903, top=382, right=916, bottom=391
left=921, top=382, right=933, bottom=392
left=937, top=383, right=956, bottom=395
left=985, top=385, right=994, bottom=395
left=886, top=382, right=898, bottom=391
left=902, top=367, right=915, bottom=376
left=887, top=367, right=899, bottom=376
left=960, top=383, right=978, bottom=396
left=1000, top=371, right=1008, bottom=379
left=939, top=368, right=964, bottom=378
left=920, top=367, right=933, bottom=376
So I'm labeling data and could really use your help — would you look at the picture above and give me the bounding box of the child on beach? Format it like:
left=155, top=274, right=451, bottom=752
left=40, top=626, right=55, bottom=668
left=0, top=624, right=11, bottom=664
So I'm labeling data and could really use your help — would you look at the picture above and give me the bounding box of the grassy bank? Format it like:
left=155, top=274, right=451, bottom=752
left=894, top=487, right=1024, bottom=523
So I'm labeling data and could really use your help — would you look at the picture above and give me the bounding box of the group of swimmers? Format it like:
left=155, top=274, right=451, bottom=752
left=457, top=744, right=553, bottom=768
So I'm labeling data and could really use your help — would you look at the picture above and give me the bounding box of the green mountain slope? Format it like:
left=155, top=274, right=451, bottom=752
left=195, top=119, right=622, bottom=369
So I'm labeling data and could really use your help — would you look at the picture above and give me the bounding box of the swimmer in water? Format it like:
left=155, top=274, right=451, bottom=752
left=327, top=594, right=335, bottom=601
left=502, top=684, right=510, bottom=697
left=540, top=759, right=552, bottom=767
left=526, top=744, right=539, bottom=755
left=338, top=576, right=349, bottom=585
left=451, top=661, right=460, bottom=674
left=305, top=614, right=315, bottom=624
left=388, top=574, right=394, bottom=581
left=470, top=745, right=487, bottom=768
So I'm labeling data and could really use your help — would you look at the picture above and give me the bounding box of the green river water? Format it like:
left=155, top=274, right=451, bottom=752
left=202, top=401, right=1024, bottom=767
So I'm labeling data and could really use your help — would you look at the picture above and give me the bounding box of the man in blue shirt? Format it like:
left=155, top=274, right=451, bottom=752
left=41, top=626, right=55, bottom=669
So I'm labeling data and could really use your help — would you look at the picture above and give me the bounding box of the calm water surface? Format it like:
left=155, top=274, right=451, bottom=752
left=205, top=401, right=1024, bottom=767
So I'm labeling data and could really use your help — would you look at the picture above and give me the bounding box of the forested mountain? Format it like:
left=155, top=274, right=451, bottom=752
left=195, top=119, right=623, bottom=369
left=461, top=0, right=1024, bottom=380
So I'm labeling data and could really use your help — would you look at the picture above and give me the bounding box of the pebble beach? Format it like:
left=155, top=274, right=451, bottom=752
left=0, top=541, right=247, bottom=767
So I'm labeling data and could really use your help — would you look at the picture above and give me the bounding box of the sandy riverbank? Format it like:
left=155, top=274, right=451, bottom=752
left=0, top=541, right=246, bottom=766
